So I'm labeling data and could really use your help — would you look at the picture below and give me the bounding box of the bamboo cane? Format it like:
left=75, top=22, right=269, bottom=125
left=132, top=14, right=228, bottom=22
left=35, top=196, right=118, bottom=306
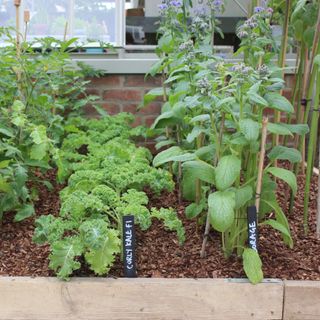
left=317, top=138, right=320, bottom=238
left=63, top=22, right=68, bottom=42
left=274, top=0, right=291, bottom=151
left=24, top=10, right=30, bottom=42
left=303, top=68, right=320, bottom=235
left=256, top=117, right=268, bottom=212
left=14, top=0, right=21, bottom=57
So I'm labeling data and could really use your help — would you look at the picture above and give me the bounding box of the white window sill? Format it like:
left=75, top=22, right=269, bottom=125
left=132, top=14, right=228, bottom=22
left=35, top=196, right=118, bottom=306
left=71, top=52, right=297, bottom=74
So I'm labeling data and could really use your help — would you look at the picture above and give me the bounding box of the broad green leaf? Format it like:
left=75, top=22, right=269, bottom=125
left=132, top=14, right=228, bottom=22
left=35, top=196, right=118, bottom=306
left=14, top=204, right=35, bottom=222
left=0, top=178, right=11, bottom=193
left=190, top=114, right=211, bottom=123
left=148, top=58, right=164, bottom=77
left=292, top=0, right=307, bottom=17
left=143, top=87, right=164, bottom=106
left=240, top=119, right=260, bottom=141
left=235, top=185, right=253, bottom=209
left=185, top=202, right=204, bottom=219
left=266, top=167, right=297, bottom=194
left=0, top=160, right=10, bottom=169
left=264, top=93, right=294, bottom=113
left=261, top=199, right=293, bottom=248
left=153, top=146, right=182, bottom=167
left=49, top=237, right=83, bottom=280
left=279, top=123, right=309, bottom=135
left=12, top=100, right=25, bottom=112
left=158, top=33, right=174, bottom=53
left=303, top=27, right=314, bottom=48
left=30, top=125, right=48, bottom=144
left=151, top=111, right=180, bottom=129
left=268, top=146, right=302, bottom=163
left=262, top=219, right=292, bottom=239
left=314, top=54, right=320, bottom=67
left=195, top=145, right=215, bottom=162
left=267, top=123, right=293, bottom=136
left=155, top=139, right=175, bottom=150
left=208, top=191, right=235, bottom=232
left=243, top=248, right=263, bottom=284
left=84, top=228, right=121, bottom=275
left=187, top=127, right=204, bottom=143
left=183, top=160, right=215, bottom=184
left=0, top=127, right=14, bottom=137
left=249, top=93, right=268, bottom=106
left=30, top=143, right=48, bottom=160
left=215, top=155, right=241, bottom=191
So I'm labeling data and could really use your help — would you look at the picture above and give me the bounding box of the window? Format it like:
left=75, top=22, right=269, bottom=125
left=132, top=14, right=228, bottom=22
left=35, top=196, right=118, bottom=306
left=0, top=0, right=118, bottom=44
left=1, top=0, right=251, bottom=47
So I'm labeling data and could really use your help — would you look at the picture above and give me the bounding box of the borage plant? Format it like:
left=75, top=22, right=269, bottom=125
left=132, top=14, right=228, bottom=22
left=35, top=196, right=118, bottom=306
left=143, top=1, right=308, bottom=283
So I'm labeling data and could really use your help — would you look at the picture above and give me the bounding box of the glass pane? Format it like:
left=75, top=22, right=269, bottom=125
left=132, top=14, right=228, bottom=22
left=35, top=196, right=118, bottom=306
left=125, top=0, right=250, bottom=47
left=0, top=0, right=117, bottom=44
left=0, top=1, right=16, bottom=27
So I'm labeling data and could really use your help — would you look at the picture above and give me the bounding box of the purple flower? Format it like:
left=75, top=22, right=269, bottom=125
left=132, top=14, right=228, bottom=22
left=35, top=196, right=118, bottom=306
left=158, top=3, right=168, bottom=10
left=254, top=6, right=265, bottom=13
left=266, top=7, right=273, bottom=13
left=170, top=0, right=182, bottom=7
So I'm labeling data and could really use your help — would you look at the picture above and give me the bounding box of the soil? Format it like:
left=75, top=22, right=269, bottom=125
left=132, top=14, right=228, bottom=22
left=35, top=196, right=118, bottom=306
left=0, top=165, right=319, bottom=280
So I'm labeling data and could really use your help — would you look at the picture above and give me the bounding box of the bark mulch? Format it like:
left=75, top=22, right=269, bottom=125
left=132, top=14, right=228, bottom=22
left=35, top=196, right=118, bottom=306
left=0, top=166, right=319, bottom=280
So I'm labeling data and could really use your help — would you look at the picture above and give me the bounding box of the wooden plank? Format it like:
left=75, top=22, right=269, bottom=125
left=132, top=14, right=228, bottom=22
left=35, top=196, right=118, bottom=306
left=283, top=280, right=320, bottom=320
left=0, top=277, right=283, bottom=320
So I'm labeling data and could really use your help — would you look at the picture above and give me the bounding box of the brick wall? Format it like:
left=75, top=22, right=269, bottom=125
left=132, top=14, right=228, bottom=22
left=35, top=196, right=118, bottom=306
left=86, top=74, right=163, bottom=127
left=86, top=73, right=295, bottom=126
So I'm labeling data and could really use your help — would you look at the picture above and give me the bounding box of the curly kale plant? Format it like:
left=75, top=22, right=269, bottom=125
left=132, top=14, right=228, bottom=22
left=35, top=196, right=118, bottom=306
left=34, top=113, right=185, bottom=279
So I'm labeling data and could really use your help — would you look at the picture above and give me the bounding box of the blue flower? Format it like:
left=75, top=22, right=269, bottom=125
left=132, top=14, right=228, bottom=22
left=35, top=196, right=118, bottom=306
left=158, top=3, right=168, bottom=10
left=254, top=6, right=265, bottom=13
left=170, top=0, right=182, bottom=7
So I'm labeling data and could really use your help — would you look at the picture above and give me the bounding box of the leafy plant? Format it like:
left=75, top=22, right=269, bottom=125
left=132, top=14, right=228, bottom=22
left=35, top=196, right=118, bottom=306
left=143, top=1, right=307, bottom=283
left=34, top=113, right=185, bottom=279
left=0, top=27, right=104, bottom=221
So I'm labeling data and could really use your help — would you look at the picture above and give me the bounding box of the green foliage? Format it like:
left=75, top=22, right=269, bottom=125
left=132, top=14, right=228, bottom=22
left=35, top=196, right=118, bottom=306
left=145, top=1, right=306, bottom=284
left=0, top=28, right=104, bottom=221
left=34, top=113, right=184, bottom=279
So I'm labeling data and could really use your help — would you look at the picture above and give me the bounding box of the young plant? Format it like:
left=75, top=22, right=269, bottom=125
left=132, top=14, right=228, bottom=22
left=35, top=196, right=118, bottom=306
left=34, top=113, right=185, bottom=279
left=145, top=1, right=306, bottom=283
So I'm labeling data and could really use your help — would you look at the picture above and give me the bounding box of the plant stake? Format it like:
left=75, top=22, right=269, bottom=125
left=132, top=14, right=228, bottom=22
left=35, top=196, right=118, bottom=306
left=24, top=10, right=30, bottom=42
left=256, top=117, right=268, bottom=213
left=317, top=138, right=320, bottom=238
left=14, top=0, right=21, bottom=56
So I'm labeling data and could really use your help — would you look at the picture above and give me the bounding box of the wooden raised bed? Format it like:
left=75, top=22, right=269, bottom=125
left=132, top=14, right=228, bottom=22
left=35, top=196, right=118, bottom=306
left=0, top=277, right=319, bottom=320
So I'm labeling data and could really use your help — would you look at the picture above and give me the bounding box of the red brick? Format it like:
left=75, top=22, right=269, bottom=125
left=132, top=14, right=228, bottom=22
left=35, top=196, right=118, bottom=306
left=89, top=75, right=122, bottom=87
left=103, top=89, right=142, bottom=101
left=125, top=75, right=162, bottom=87
left=100, top=103, right=121, bottom=115
left=284, top=74, right=295, bottom=89
left=282, top=89, right=292, bottom=100
left=144, top=116, right=158, bottom=127
left=131, top=117, right=142, bottom=128
left=85, top=89, right=101, bottom=97
left=137, top=102, right=162, bottom=115
left=123, top=103, right=139, bottom=113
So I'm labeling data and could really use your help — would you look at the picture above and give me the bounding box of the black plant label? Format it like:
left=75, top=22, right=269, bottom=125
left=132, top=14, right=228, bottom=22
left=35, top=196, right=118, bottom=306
left=122, top=215, right=137, bottom=277
left=247, top=206, right=258, bottom=252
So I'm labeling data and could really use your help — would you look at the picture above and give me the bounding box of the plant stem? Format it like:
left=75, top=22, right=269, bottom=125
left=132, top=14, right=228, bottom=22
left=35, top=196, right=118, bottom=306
left=200, top=114, right=225, bottom=258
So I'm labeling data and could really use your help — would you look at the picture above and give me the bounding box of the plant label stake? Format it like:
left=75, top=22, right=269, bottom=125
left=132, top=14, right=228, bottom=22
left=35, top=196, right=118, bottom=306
left=122, top=215, right=137, bottom=277
left=247, top=206, right=258, bottom=251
